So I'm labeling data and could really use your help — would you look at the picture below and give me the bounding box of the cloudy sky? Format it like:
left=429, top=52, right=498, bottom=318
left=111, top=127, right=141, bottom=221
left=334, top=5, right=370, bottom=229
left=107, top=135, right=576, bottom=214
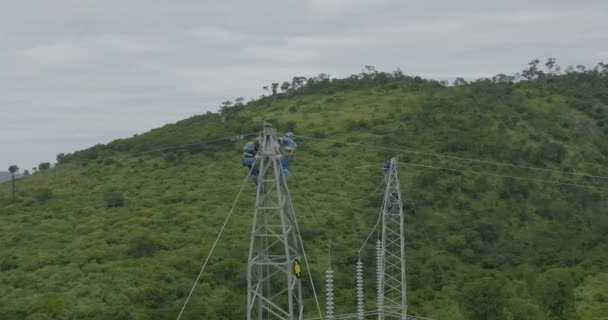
left=1, top=0, right=607, bottom=171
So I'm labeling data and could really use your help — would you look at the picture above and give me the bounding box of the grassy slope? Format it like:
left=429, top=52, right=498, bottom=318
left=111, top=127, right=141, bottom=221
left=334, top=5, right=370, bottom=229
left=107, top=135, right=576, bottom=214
left=1, top=72, right=608, bottom=319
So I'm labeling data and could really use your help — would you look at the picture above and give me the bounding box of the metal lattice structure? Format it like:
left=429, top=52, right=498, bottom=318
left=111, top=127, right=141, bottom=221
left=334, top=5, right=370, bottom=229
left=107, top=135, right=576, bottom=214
left=376, top=240, right=384, bottom=318
left=247, top=124, right=304, bottom=320
left=378, top=158, right=407, bottom=320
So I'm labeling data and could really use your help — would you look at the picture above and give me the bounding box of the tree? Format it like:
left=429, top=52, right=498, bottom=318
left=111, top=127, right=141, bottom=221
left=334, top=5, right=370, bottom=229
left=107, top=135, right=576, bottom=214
left=361, top=65, right=377, bottom=77
left=460, top=277, right=508, bottom=320
left=8, top=165, right=19, bottom=197
left=38, top=162, right=51, bottom=171
left=508, top=298, right=544, bottom=320
left=492, top=74, right=515, bottom=83
left=219, top=100, right=233, bottom=114
left=454, top=77, right=468, bottom=86
left=545, top=58, right=560, bottom=74
left=535, top=269, right=576, bottom=320
left=280, top=81, right=291, bottom=93
left=540, top=142, right=567, bottom=163
left=127, top=235, right=158, bottom=257
left=23, top=170, right=30, bottom=176
left=576, top=65, right=586, bottom=72
left=286, top=120, right=297, bottom=132
left=291, top=76, right=306, bottom=90
left=56, top=153, right=66, bottom=164
left=234, top=97, right=245, bottom=106
left=523, top=59, right=545, bottom=80
left=594, top=62, right=608, bottom=74
left=271, top=82, right=279, bottom=95
left=317, top=73, right=330, bottom=83
left=392, top=68, right=405, bottom=78
left=34, top=188, right=53, bottom=203
left=104, top=192, right=125, bottom=208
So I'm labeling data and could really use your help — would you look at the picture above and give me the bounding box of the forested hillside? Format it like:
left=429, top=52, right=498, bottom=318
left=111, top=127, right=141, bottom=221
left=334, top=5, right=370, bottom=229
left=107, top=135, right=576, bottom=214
left=1, top=60, right=608, bottom=319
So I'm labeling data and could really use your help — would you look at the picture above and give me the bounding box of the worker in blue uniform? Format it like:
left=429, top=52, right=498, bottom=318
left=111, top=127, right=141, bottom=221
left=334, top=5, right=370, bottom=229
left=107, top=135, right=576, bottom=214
left=242, top=138, right=260, bottom=185
left=279, top=132, right=297, bottom=161
left=383, top=160, right=391, bottom=183
left=278, top=132, right=297, bottom=179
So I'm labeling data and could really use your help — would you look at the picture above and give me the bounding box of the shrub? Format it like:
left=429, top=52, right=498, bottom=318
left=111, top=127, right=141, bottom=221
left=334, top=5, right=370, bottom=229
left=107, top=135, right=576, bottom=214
left=104, top=192, right=125, bottom=208
left=33, top=188, right=53, bottom=203
left=286, top=120, right=297, bottom=132
left=540, top=142, right=567, bottom=163
left=460, top=277, right=508, bottom=320
left=127, top=235, right=158, bottom=258
left=371, top=126, right=390, bottom=135
left=371, top=118, right=385, bottom=126
left=311, top=130, right=327, bottom=138
left=38, top=162, right=51, bottom=171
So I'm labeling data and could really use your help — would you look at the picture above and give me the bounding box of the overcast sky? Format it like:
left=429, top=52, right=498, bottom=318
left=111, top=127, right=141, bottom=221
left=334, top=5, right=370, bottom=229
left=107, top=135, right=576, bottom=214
left=1, top=0, right=607, bottom=171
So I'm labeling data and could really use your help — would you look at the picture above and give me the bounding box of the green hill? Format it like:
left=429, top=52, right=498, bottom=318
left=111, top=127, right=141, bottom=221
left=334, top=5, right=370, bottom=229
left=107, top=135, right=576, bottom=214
left=1, top=62, right=608, bottom=319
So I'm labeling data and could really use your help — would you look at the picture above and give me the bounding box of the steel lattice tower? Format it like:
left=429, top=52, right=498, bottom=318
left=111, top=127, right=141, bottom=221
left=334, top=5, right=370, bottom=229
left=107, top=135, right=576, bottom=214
left=247, top=124, right=304, bottom=320
left=378, top=158, right=407, bottom=320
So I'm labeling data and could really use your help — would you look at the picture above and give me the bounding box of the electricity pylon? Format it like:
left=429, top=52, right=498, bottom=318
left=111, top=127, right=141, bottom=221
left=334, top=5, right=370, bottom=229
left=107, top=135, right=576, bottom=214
left=378, top=158, right=407, bottom=320
left=247, top=124, right=304, bottom=320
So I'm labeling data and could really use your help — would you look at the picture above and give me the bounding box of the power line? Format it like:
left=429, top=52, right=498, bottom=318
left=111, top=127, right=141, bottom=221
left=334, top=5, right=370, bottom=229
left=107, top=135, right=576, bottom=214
left=358, top=207, right=383, bottom=255
left=297, top=135, right=608, bottom=182
left=6, top=157, right=602, bottom=226
left=282, top=158, right=324, bottom=319
left=297, top=159, right=606, bottom=192
left=290, top=165, right=387, bottom=258
left=293, top=208, right=324, bottom=319
left=2, top=132, right=259, bottom=194
left=328, top=240, right=359, bottom=254
left=176, top=167, right=253, bottom=320
left=398, top=161, right=608, bottom=191
left=1, top=163, right=382, bottom=222
left=75, top=132, right=259, bottom=166
left=0, top=183, right=243, bottom=221
left=290, top=163, right=384, bottom=202
left=292, top=137, right=607, bottom=191
left=292, top=171, right=385, bottom=257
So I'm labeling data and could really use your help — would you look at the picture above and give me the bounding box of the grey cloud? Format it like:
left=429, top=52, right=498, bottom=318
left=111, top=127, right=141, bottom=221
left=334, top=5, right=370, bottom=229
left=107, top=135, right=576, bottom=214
left=1, top=0, right=607, bottom=170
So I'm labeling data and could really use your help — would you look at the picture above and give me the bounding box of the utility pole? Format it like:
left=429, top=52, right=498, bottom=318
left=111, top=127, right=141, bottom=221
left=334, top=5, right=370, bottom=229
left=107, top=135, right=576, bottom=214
left=247, top=123, right=304, bottom=320
left=378, top=158, right=407, bottom=320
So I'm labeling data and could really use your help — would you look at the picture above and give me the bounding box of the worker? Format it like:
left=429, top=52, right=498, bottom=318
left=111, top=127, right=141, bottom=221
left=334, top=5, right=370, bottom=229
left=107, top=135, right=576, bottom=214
left=280, top=155, right=290, bottom=179
left=242, top=138, right=260, bottom=185
left=278, top=132, right=297, bottom=179
left=279, top=132, right=297, bottom=161
left=383, top=160, right=391, bottom=182
left=383, top=161, right=391, bottom=173
left=387, top=192, right=399, bottom=212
